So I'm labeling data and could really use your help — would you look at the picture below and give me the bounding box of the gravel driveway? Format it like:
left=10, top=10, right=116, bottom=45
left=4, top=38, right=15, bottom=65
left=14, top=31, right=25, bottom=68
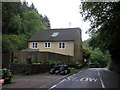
left=3, top=74, right=66, bottom=88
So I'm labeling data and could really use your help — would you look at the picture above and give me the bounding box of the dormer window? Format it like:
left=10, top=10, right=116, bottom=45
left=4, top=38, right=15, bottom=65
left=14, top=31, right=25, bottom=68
left=51, top=32, right=59, bottom=37
left=32, top=42, right=38, bottom=49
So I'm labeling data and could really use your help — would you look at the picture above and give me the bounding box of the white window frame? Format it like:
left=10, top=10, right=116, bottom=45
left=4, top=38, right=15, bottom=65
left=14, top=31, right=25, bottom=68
left=44, top=42, right=51, bottom=48
left=32, top=42, right=38, bottom=49
left=58, top=42, right=66, bottom=49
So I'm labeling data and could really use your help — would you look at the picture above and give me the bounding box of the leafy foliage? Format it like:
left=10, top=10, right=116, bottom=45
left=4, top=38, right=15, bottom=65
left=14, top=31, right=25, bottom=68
left=8, top=14, right=22, bottom=34
left=82, top=39, right=92, bottom=66
left=2, top=68, right=13, bottom=84
left=81, top=2, right=120, bottom=73
left=80, top=2, right=120, bottom=52
left=89, top=48, right=111, bottom=67
left=82, top=46, right=91, bottom=63
left=70, top=68, right=80, bottom=75
left=49, top=60, right=60, bottom=65
left=2, top=2, right=51, bottom=52
left=82, top=39, right=110, bottom=67
left=2, top=34, right=28, bottom=52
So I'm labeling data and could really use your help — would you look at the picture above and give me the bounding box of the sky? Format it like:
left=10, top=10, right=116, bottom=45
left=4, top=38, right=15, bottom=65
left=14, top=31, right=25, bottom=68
left=25, top=0, right=91, bottom=41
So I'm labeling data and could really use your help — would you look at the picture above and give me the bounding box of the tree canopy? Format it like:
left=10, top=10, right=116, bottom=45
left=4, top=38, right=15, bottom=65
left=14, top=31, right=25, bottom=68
left=80, top=2, right=120, bottom=73
left=2, top=2, right=51, bottom=52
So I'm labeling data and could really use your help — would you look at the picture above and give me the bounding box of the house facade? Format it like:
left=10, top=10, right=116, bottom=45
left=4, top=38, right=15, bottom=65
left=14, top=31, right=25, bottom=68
left=28, top=28, right=83, bottom=64
left=29, top=41, right=74, bottom=56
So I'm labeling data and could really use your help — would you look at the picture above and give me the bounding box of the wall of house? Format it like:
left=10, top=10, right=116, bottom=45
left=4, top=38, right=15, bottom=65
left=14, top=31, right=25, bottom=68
left=28, top=41, right=74, bottom=56
left=74, top=30, right=83, bottom=65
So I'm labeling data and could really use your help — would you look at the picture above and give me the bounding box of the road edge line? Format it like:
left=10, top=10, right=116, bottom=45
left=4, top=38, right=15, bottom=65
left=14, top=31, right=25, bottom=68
left=48, top=85, right=57, bottom=90
left=97, top=69, right=105, bottom=88
left=39, top=74, right=70, bottom=88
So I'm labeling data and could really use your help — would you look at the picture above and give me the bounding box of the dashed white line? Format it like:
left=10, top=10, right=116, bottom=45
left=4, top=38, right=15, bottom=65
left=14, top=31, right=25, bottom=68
left=97, top=71, right=100, bottom=76
left=48, top=85, right=56, bottom=90
left=51, top=85, right=56, bottom=88
left=59, top=79, right=65, bottom=83
left=99, top=77, right=105, bottom=88
left=49, top=71, right=82, bottom=89
left=97, top=69, right=105, bottom=88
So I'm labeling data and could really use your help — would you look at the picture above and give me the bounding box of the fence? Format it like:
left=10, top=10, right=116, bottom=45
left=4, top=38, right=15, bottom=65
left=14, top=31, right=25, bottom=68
left=2, top=52, right=11, bottom=69
left=10, top=64, right=53, bottom=74
left=12, top=51, right=76, bottom=64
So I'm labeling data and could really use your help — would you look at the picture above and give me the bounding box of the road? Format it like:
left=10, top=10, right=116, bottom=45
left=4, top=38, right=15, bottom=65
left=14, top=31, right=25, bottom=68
left=49, top=68, right=120, bottom=89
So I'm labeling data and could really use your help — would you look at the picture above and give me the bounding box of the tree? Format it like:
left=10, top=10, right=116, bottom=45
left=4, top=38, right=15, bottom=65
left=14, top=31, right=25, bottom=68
left=21, top=10, right=45, bottom=35
left=2, top=2, right=22, bottom=34
left=8, top=14, right=21, bottom=34
left=29, top=3, right=38, bottom=12
left=2, top=34, right=28, bottom=52
left=82, top=45, right=91, bottom=66
left=89, top=48, right=110, bottom=67
left=80, top=2, right=120, bottom=73
left=41, top=15, right=51, bottom=29
left=2, top=2, right=51, bottom=52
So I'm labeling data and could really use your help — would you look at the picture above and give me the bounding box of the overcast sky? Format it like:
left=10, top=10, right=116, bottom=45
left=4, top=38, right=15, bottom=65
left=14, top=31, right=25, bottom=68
left=25, top=0, right=91, bottom=41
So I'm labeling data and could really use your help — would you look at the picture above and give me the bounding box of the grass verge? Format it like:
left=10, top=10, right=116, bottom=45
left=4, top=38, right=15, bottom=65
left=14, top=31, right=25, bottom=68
left=69, top=68, right=80, bottom=75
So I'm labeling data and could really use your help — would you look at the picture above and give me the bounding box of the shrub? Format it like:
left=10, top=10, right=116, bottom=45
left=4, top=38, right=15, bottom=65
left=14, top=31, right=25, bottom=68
left=49, top=60, right=60, bottom=65
left=2, top=68, right=13, bottom=84
left=88, top=48, right=111, bottom=67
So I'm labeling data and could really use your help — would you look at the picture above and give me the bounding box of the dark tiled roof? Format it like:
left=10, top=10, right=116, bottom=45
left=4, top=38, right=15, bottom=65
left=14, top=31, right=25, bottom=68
left=28, top=28, right=81, bottom=42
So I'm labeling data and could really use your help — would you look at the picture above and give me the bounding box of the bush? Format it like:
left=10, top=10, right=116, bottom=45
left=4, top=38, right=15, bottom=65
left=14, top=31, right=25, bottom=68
left=88, top=48, right=111, bottom=67
left=70, top=68, right=80, bottom=74
left=2, top=68, right=13, bottom=84
left=2, top=34, right=28, bottom=52
left=49, top=60, right=60, bottom=65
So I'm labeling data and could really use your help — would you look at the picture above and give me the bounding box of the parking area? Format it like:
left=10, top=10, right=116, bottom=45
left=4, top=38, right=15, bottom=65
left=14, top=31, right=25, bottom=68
left=3, top=74, right=67, bottom=88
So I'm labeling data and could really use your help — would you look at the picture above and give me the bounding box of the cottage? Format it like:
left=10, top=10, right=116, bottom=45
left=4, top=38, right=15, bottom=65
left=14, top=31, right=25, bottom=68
left=28, top=28, right=83, bottom=64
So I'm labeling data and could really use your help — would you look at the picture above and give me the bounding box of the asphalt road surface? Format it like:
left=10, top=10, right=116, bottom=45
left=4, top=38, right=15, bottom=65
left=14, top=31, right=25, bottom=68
left=49, top=68, right=120, bottom=89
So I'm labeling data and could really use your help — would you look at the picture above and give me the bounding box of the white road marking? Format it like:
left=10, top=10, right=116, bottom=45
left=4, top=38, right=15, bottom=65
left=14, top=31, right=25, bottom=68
left=98, top=71, right=100, bottom=76
left=89, top=78, right=97, bottom=82
left=99, top=77, right=105, bottom=88
left=67, top=76, right=73, bottom=80
left=59, top=79, right=65, bottom=83
left=97, top=69, right=105, bottom=88
left=49, top=85, right=56, bottom=90
left=49, top=74, right=78, bottom=89
left=40, top=75, right=69, bottom=88
left=80, top=78, right=89, bottom=81
left=80, top=78, right=97, bottom=82
left=71, top=77, right=77, bottom=81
